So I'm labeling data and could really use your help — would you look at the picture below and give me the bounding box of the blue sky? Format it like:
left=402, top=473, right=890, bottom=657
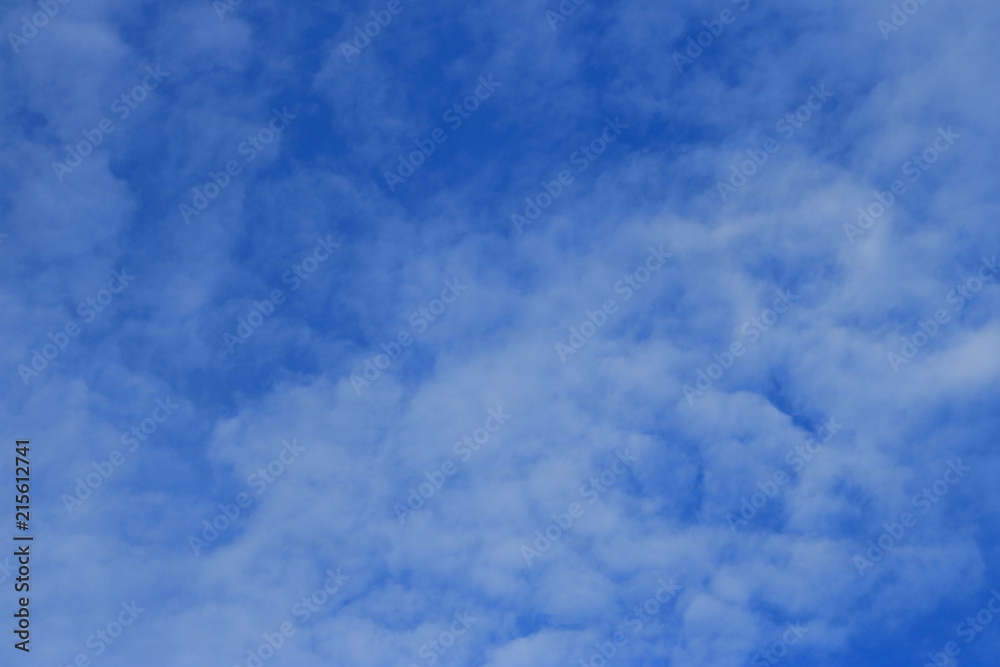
left=2, top=0, right=1000, bottom=665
